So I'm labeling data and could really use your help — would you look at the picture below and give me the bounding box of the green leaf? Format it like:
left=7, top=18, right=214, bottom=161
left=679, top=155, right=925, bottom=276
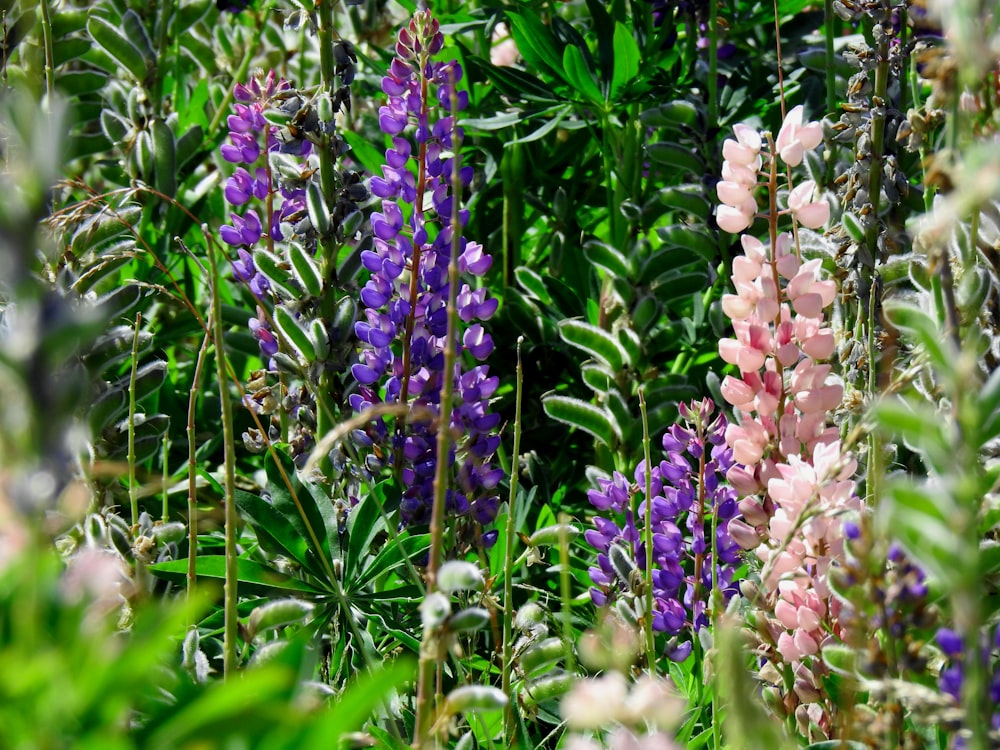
left=871, top=398, right=951, bottom=475
left=148, top=557, right=322, bottom=596
left=561, top=44, right=602, bottom=106
left=659, top=186, right=711, bottom=221
left=646, top=142, right=705, bottom=177
left=883, top=299, right=951, bottom=372
left=640, top=100, right=701, bottom=131
left=467, top=55, right=561, bottom=103
left=86, top=15, right=149, bottom=82
left=343, top=489, right=385, bottom=581
left=542, top=394, right=619, bottom=448
left=881, top=481, right=966, bottom=587
left=355, top=532, right=430, bottom=586
left=264, top=450, right=331, bottom=568
left=235, top=489, right=320, bottom=578
left=656, top=225, right=719, bottom=263
left=558, top=319, right=629, bottom=371
left=506, top=10, right=564, bottom=78
left=609, top=22, right=640, bottom=101
left=977, top=365, right=1000, bottom=444
left=510, top=106, right=572, bottom=145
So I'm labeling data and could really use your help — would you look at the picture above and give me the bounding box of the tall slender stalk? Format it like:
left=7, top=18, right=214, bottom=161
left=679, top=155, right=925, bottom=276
left=207, top=239, right=240, bottom=678
left=558, top=514, right=576, bottom=676
left=502, top=337, right=525, bottom=748
left=38, top=0, right=55, bottom=107
left=638, top=389, right=655, bottom=671
left=128, top=313, right=143, bottom=528
left=415, top=66, right=465, bottom=748
left=186, top=331, right=212, bottom=604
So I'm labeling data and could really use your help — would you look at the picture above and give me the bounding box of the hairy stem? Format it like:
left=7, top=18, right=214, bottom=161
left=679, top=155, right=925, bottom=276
left=208, top=239, right=240, bottom=678
left=502, top=337, right=525, bottom=748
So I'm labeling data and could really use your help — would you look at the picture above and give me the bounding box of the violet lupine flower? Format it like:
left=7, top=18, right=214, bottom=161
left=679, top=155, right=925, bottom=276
left=219, top=71, right=314, bottom=362
left=585, top=400, right=742, bottom=661
left=351, top=11, right=502, bottom=539
left=934, top=624, right=1000, bottom=741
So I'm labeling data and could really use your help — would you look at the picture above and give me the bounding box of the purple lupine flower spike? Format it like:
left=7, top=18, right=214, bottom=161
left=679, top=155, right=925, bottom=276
left=585, top=399, right=743, bottom=659
left=350, top=10, right=502, bottom=542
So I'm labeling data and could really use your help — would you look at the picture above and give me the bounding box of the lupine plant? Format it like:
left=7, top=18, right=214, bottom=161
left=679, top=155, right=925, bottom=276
left=5, top=0, right=1000, bottom=748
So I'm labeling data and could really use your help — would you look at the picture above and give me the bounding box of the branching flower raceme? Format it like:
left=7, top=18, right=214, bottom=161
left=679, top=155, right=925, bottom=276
left=585, top=400, right=742, bottom=661
left=714, top=106, right=859, bottom=737
left=351, top=11, right=502, bottom=541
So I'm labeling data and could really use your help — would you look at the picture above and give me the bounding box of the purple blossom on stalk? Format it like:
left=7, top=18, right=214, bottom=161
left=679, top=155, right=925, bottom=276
left=218, top=71, right=313, bottom=363
left=585, top=399, right=742, bottom=661
left=934, top=624, right=1000, bottom=739
left=351, top=11, right=502, bottom=539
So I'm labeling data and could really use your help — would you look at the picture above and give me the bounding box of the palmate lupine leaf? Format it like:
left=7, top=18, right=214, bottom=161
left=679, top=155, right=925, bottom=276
left=609, top=22, right=640, bottom=101
left=148, top=556, right=324, bottom=597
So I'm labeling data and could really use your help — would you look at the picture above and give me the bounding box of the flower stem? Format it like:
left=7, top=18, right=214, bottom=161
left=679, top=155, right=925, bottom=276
left=502, top=337, right=525, bottom=748
left=186, top=329, right=212, bottom=606
left=128, top=313, right=143, bottom=529
left=207, top=237, right=240, bottom=679
left=639, top=389, right=656, bottom=671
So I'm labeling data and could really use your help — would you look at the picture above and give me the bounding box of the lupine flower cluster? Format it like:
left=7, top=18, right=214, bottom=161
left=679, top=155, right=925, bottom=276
left=716, top=106, right=828, bottom=235
left=220, top=71, right=310, bottom=365
left=714, top=108, right=859, bottom=682
left=585, top=400, right=742, bottom=661
left=936, top=625, right=1000, bottom=742
left=351, top=11, right=502, bottom=537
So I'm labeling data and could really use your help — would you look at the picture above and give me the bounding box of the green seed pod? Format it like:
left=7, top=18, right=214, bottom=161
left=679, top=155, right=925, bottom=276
left=436, top=560, right=483, bottom=594
left=152, top=521, right=186, bottom=545
left=83, top=513, right=108, bottom=548
left=444, top=685, right=508, bottom=714
left=842, top=211, right=866, bottom=243
left=420, top=591, right=451, bottom=631
left=133, top=128, right=154, bottom=182
left=527, top=523, right=579, bottom=547
left=331, top=295, right=357, bottom=343
left=522, top=670, right=574, bottom=705
left=514, top=602, right=546, bottom=633
left=247, top=598, right=314, bottom=640
left=447, top=607, right=491, bottom=634
left=519, top=636, right=564, bottom=676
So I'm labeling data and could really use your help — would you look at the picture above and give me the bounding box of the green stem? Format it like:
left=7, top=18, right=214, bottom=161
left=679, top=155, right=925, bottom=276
left=152, top=0, right=175, bottom=111
left=161, top=434, right=169, bottom=523
left=38, top=0, right=55, bottom=107
left=208, top=239, right=240, bottom=678
left=707, top=0, right=718, bottom=130
left=206, top=19, right=261, bottom=139
left=558, top=514, right=576, bottom=676
left=314, top=0, right=341, bottom=276
left=823, top=0, right=836, bottom=117
left=863, top=40, right=890, bottom=265
left=186, top=330, right=212, bottom=605
left=415, top=62, right=463, bottom=747
left=128, top=313, right=143, bottom=528
left=502, top=337, right=525, bottom=748
left=639, top=389, right=655, bottom=671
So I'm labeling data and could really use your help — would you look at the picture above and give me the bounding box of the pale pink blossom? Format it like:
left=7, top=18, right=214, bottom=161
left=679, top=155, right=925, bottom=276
left=775, top=105, right=824, bottom=167
left=787, top=180, right=830, bottom=228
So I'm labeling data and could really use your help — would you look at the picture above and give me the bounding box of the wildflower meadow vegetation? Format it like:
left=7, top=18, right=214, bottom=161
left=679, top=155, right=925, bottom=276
left=3, top=0, right=1000, bottom=747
